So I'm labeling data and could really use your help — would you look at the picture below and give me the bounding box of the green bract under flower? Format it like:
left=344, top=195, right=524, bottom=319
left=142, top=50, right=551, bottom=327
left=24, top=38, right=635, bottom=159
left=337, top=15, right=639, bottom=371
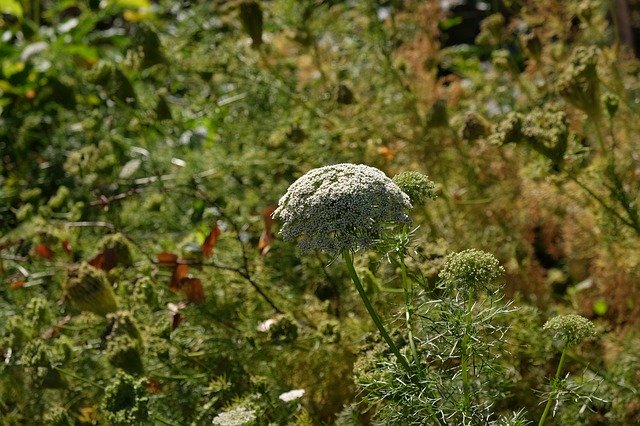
left=439, top=249, right=504, bottom=291
left=273, top=163, right=412, bottom=253
left=543, top=314, right=596, bottom=347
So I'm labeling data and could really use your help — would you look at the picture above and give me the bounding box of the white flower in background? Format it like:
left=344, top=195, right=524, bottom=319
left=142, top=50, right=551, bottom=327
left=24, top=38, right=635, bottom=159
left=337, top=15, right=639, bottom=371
left=273, top=163, right=412, bottom=253
left=279, top=389, right=305, bottom=402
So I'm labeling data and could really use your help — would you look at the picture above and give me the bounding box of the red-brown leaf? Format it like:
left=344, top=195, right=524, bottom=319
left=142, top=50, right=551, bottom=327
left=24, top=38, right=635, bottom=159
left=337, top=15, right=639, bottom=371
left=258, top=205, right=277, bottom=256
left=202, top=226, right=222, bottom=257
left=181, top=277, right=205, bottom=304
left=35, top=243, right=54, bottom=259
left=170, top=263, right=189, bottom=290
left=262, top=205, right=277, bottom=230
left=89, top=248, right=118, bottom=271
left=157, top=252, right=178, bottom=265
left=146, top=378, right=163, bottom=394
left=258, top=229, right=274, bottom=256
left=42, top=315, right=72, bottom=339
left=61, top=240, right=72, bottom=256
left=11, top=280, right=25, bottom=289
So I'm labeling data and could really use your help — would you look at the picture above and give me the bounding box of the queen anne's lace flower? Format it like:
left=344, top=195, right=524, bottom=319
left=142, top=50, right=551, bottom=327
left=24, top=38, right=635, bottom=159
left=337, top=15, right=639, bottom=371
left=273, top=163, right=412, bottom=253
left=439, top=249, right=504, bottom=292
left=543, top=314, right=596, bottom=347
left=212, top=406, right=256, bottom=426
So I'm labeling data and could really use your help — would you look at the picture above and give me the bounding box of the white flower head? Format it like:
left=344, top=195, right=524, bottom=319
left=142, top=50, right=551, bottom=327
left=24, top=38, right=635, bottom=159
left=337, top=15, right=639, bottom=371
left=278, top=388, right=305, bottom=402
left=212, top=406, right=256, bottom=426
left=273, top=163, right=412, bottom=253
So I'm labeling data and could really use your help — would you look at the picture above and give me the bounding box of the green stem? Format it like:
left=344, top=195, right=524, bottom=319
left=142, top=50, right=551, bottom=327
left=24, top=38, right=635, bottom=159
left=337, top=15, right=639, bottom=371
left=399, top=238, right=420, bottom=368
left=343, top=248, right=445, bottom=426
left=538, top=347, right=568, bottom=426
left=342, top=249, right=410, bottom=373
left=460, top=291, right=475, bottom=416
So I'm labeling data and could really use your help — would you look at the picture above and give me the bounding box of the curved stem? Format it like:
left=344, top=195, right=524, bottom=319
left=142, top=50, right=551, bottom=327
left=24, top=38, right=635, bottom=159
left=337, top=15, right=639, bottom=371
left=538, top=347, right=568, bottom=426
left=342, top=249, right=410, bottom=373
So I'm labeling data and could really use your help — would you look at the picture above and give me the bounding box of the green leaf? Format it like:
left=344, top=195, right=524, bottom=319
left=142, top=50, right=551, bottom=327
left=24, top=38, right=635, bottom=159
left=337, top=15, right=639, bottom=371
left=439, top=16, right=462, bottom=31
left=593, top=298, right=608, bottom=316
left=110, top=0, right=150, bottom=8
left=0, top=0, right=23, bottom=18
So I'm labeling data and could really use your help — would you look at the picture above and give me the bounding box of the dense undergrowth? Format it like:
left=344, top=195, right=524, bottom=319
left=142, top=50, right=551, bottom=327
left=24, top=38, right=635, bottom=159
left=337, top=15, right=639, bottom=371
left=2, top=0, right=640, bottom=424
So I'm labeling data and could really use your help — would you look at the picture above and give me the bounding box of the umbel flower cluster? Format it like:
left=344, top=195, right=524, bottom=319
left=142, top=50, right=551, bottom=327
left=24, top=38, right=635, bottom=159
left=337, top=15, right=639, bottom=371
left=439, top=249, right=505, bottom=292
left=273, top=163, right=412, bottom=253
left=543, top=314, right=596, bottom=347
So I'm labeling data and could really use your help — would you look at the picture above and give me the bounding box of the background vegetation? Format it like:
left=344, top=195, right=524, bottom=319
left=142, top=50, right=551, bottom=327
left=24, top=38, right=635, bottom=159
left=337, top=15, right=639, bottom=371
left=2, top=0, right=640, bottom=424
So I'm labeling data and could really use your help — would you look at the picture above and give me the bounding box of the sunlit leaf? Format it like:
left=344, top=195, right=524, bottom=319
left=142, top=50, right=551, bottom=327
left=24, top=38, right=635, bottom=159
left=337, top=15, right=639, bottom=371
left=202, top=226, right=221, bottom=257
left=111, top=0, right=150, bottom=8
left=0, top=0, right=23, bottom=18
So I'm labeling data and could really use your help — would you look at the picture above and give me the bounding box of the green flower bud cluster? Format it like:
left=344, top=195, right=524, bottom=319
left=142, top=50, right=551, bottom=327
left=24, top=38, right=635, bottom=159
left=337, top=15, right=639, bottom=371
left=274, top=164, right=412, bottom=253
left=47, top=186, right=70, bottom=210
left=521, top=105, right=569, bottom=165
left=212, top=406, right=257, bottom=426
left=18, top=340, right=66, bottom=388
left=43, top=406, right=74, bottom=426
left=489, top=105, right=569, bottom=166
left=392, top=171, right=437, bottom=207
left=439, top=249, right=505, bottom=292
left=23, top=296, right=52, bottom=332
left=488, top=112, right=523, bottom=146
left=63, top=141, right=118, bottom=186
left=543, top=314, right=596, bottom=347
left=63, top=263, right=118, bottom=316
left=101, top=371, right=149, bottom=424
left=105, top=311, right=144, bottom=374
left=557, top=47, right=600, bottom=116
left=318, top=320, right=341, bottom=344
left=475, top=13, right=505, bottom=46
left=520, top=32, right=542, bottom=60
left=459, top=111, right=491, bottom=142
left=268, top=315, right=299, bottom=343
